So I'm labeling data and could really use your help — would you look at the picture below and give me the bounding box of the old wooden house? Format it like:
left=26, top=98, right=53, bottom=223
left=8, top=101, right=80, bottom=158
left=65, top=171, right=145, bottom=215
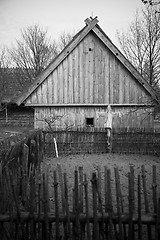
left=16, top=17, right=159, bottom=130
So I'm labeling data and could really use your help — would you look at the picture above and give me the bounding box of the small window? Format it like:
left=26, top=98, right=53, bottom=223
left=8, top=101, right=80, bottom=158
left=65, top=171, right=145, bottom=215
left=86, top=117, right=94, bottom=126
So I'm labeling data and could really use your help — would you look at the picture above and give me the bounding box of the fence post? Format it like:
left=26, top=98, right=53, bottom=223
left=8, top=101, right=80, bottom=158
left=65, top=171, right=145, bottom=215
left=64, top=172, right=71, bottom=238
left=74, top=167, right=80, bottom=240
left=114, top=167, right=123, bottom=240
left=141, top=165, right=152, bottom=239
left=138, top=174, right=142, bottom=240
left=91, top=172, right=99, bottom=240
left=128, top=171, right=134, bottom=240
left=54, top=170, right=60, bottom=240
left=84, top=173, right=91, bottom=240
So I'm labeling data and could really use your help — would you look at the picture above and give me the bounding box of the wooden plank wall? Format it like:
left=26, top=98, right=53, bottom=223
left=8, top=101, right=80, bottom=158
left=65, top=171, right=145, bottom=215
left=25, top=32, right=150, bottom=106
left=34, top=106, right=154, bottom=129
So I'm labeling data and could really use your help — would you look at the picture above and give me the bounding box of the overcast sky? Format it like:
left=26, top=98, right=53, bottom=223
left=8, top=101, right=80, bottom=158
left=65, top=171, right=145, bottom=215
left=0, top=0, right=144, bottom=48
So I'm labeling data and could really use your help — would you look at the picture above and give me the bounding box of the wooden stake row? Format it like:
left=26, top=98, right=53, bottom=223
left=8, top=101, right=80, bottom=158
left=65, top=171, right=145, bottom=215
left=0, top=164, right=160, bottom=240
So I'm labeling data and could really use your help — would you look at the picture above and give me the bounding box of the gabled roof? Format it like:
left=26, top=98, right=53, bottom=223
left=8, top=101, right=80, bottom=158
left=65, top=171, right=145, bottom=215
left=16, top=16, right=159, bottom=106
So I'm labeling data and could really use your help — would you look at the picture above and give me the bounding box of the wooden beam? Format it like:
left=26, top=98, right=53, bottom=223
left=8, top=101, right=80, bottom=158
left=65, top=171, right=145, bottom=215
left=25, top=103, right=154, bottom=107
left=84, top=17, right=98, bottom=26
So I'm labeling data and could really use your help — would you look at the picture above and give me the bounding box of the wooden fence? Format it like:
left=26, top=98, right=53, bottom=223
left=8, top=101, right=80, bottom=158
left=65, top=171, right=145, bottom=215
left=112, top=128, right=160, bottom=155
left=0, top=130, right=43, bottom=171
left=43, top=128, right=160, bottom=156
left=0, top=158, right=160, bottom=239
left=0, top=129, right=160, bottom=239
left=43, top=128, right=107, bottom=155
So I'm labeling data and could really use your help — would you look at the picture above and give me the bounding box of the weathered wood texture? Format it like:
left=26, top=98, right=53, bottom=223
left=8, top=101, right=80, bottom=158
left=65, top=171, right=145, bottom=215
left=0, top=159, right=160, bottom=239
left=34, top=106, right=154, bottom=129
left=25, top=32, right=151, bottom=106
left=0, top=107, right=34, bottom=127
left=43, top=128, right=160, bottom=156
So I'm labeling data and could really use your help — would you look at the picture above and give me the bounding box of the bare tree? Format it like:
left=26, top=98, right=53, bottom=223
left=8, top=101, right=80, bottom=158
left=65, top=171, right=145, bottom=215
left=117, top=6, right=160, bottom=87
left=0, top=46, right=12, bottom=103
left=9, top=24, right=59, bottom=85
left=142, top=0, right=160, bottom=6
left=57, top=31, right=74, bottom=52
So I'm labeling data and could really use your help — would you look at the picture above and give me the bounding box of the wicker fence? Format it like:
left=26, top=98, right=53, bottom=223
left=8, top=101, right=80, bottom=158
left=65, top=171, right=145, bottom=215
left=112, top=128, right=160, bottom=155
left=43, top=128, right=160, bottom=156
left=43, top=128, right=107, bottom=156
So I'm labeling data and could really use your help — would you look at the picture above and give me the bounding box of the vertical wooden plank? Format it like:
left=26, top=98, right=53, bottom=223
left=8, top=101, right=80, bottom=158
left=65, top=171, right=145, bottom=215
left=74, top=46, right=79, bottom=103
left=141, top=165, right=152, bottom=239
left=84, top=173, right=91, bottom=240
left=94, top=40, right=99, bottom=103
left=129, top=165, right=135, bottom=211
left=45, top=77, right=49, bottom=104
left=22, top=144, right=29, bottom=207
left=79, top=41, right=84, bottom=103
left=63, top=58, right=68, bottom=104
left=53, top=70, right=58, bottom=104
left=88, top=34, right=94, bottom=103
left=97, top=166, right=102, bottom=212
left=138, top=175, right=142, bottom=240
left=92, top=172, right=99, bottom=240
left=72, top=47, right=76, bottom=103
left=59, top=62, right=64, bottom=103
left=9, top=170, right=22, bottom=238
left=104, top=166, right=109, bottom=239
left=128, top=171, right=134, bottom=240
left=156, top=196, right=160, bottom=240
left=43, top=172, right=48, bottom=240
left=74, top=167, right=80, bottom=239
left=152, top=165, right=157, bottom=213
left=98, top=47, right=103, bottom=104
left=54, top=170, right=59, bottom=240
left=42, top=79, right=47, bottom=104
left=152, top=165, right=158, bottom=239
left=57, top=164, right=65, bottom=210
left=38, top=171, right=42, bottom=240
left=79, top=166, right=84, bottom=212
left=109, top=54, right=114, bottom=104
left=64, top=172, right=71, bottom=238
left=119, top=64, right=124, bottom=104
left=104, top=50, right=110, bottom=104
left=107, top=168, right=115, bottom=239
left=47, top=74, right=53, bottom=104
left=5, top=167, right=14, bottom=238
left=57, top=164, right=68, bottom=239
left=114, top=167, right=123, bottom=240
left=69, top=52, right=73, bottom=103
left=97, top=165, right=105, bottom=239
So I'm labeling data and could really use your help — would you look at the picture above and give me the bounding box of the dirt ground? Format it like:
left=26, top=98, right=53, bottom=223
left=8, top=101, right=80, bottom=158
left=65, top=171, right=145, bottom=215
left=0, top=127, right=33, bottom=140
left=44, top=153, right=160, bottom=213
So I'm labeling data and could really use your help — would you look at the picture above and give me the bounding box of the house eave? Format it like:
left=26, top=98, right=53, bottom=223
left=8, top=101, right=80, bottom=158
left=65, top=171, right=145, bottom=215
left=24, top=103, right=154, bottom=108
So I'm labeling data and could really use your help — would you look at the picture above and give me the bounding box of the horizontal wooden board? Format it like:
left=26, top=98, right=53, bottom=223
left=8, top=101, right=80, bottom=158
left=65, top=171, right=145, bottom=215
left=34, top=106, right=154, bottom=129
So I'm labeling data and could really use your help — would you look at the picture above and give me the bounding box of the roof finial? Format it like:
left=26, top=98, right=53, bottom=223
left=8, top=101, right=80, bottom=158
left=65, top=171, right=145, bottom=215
left=84, top=16, right=98, bottom=26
